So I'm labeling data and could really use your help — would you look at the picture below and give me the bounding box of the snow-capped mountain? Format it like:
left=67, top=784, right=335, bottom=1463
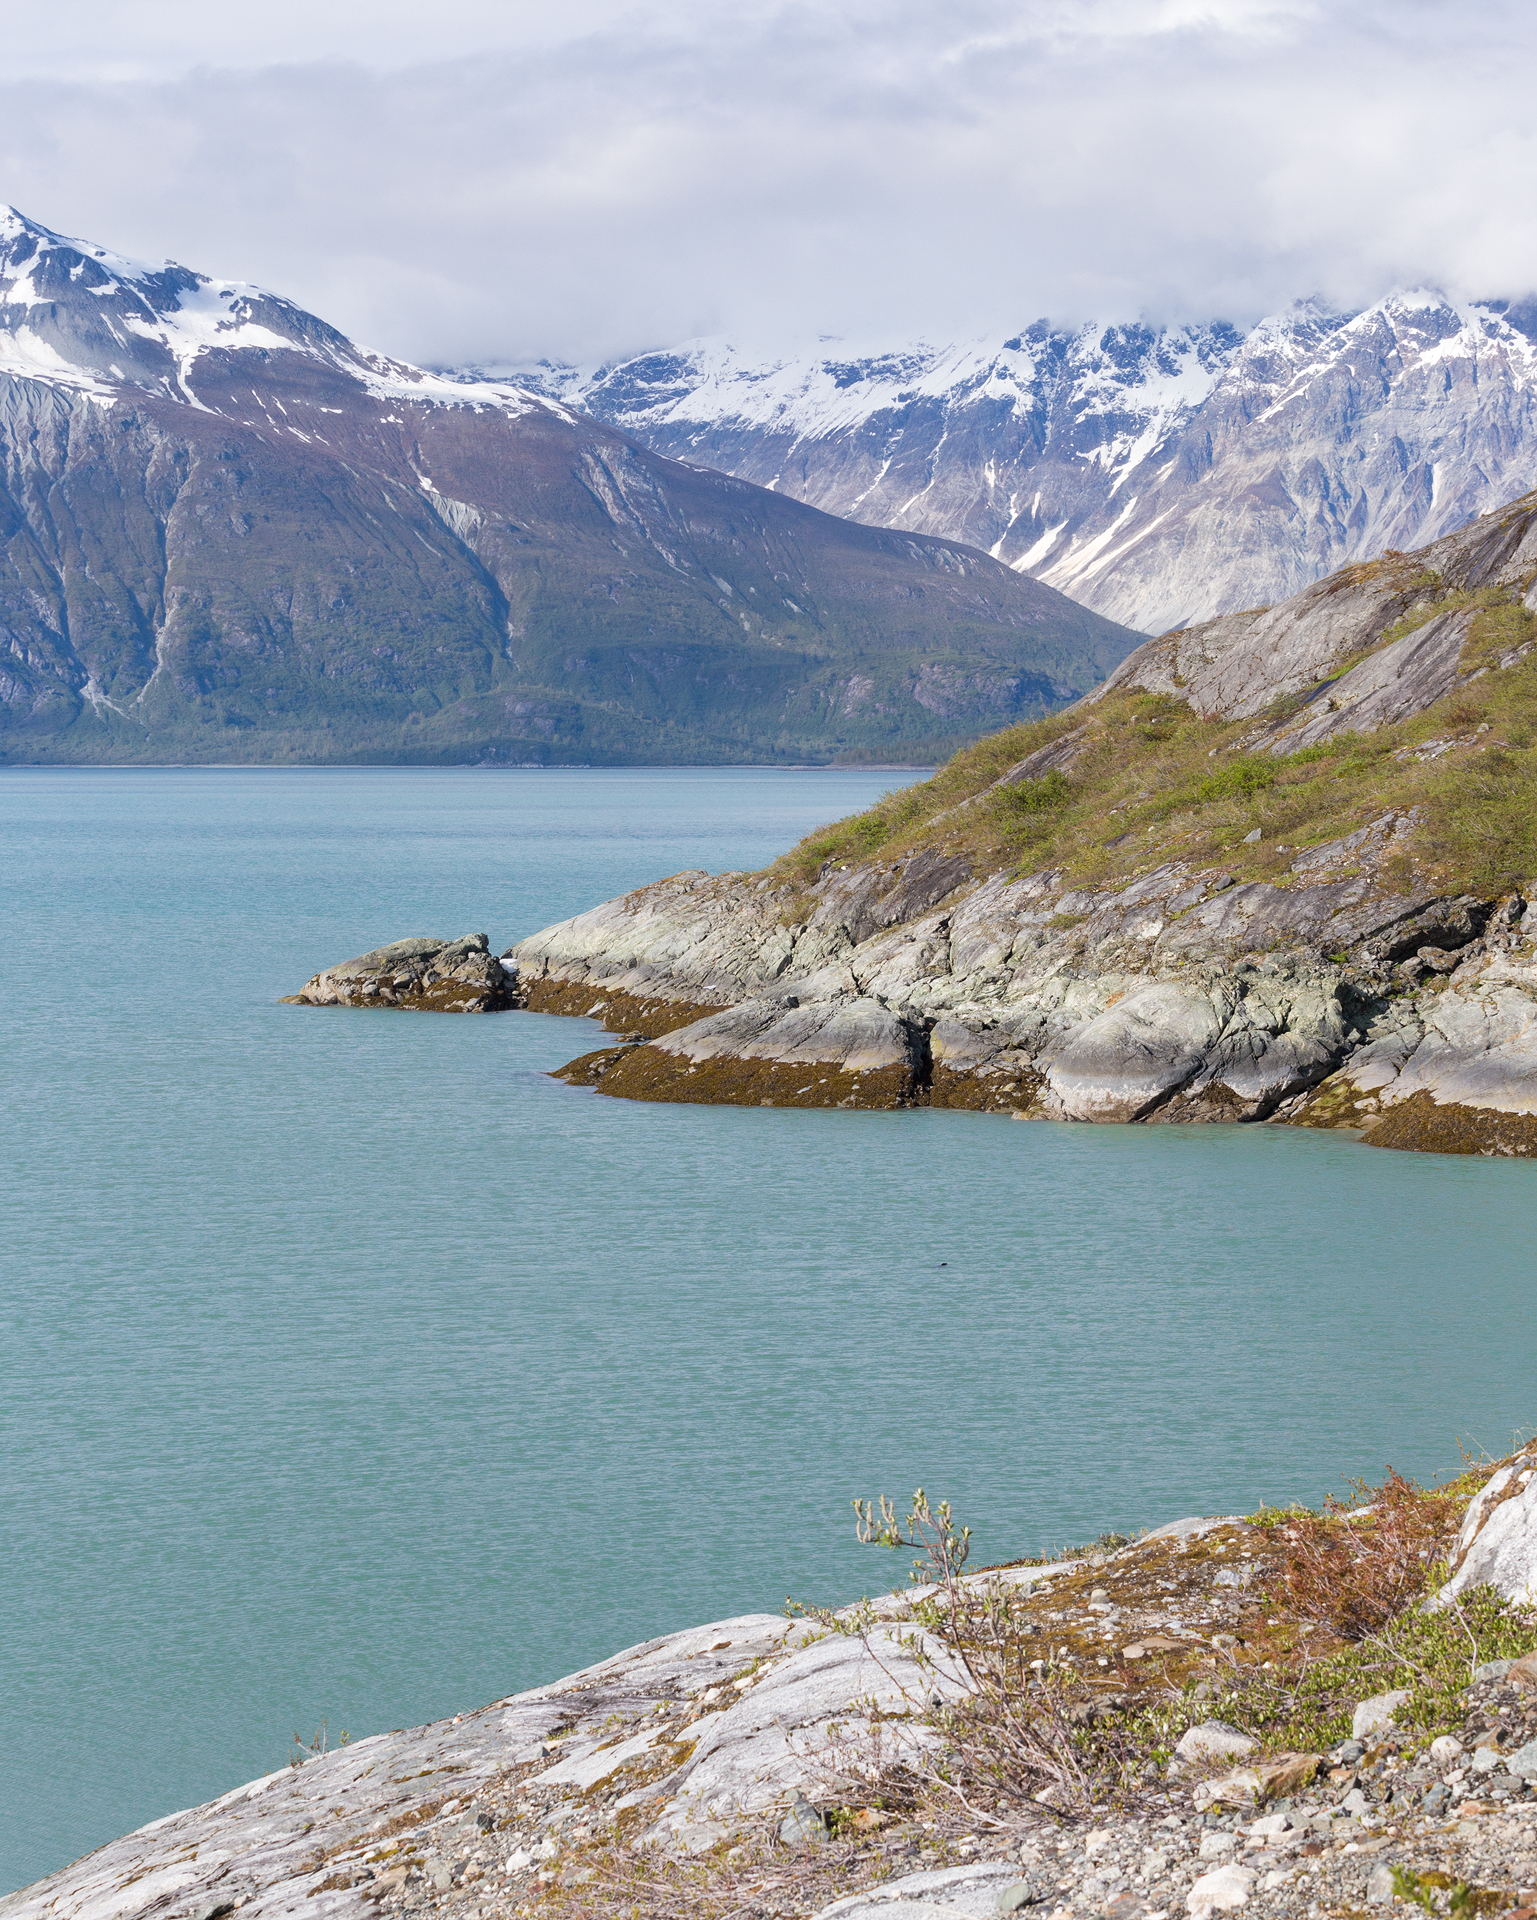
left=0, top=207, right=546, bottom=416
left=0, top=209, right=1138, bottom=765
left=511, top=295, right=1537, bottom=634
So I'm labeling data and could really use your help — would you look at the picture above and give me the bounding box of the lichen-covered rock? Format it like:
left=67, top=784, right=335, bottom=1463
left=283, top=935, right=521, bottom=1013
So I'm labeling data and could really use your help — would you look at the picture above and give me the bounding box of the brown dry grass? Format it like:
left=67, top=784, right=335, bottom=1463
left=1258, top=1469, right=1474, bottom=1640
left=523, top=1829, right=905, bottom=1920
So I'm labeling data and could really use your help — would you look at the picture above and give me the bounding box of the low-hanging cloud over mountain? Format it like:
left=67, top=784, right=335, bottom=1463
left=0, top=0, right=1534, bottom=366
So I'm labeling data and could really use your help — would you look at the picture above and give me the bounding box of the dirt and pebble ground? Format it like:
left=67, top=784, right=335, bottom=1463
left=340, top=1519, right=1537, bottom=1920
left=350, top=1676, right=1537, bottom=1920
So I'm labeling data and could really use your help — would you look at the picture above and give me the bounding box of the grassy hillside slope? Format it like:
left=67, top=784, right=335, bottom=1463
left=780, top=515, right=1537, bottom=901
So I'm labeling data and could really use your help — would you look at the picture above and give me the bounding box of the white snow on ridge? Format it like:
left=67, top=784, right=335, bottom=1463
left=0, top=326, right=116, bottom=399
left=0, top=205, right=566, bottom=423
left=360, top=356, right=565, bottom=420
left=520, top=320, right=1239, bottom=486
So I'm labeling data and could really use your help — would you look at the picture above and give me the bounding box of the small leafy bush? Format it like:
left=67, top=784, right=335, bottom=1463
left=1193, top=757, right=1276, bottom=804
left=997, top=769, right=1072, bottom=814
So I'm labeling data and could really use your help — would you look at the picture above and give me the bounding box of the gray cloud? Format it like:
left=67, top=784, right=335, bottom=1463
left=0, top=0, right=1533, bottom=365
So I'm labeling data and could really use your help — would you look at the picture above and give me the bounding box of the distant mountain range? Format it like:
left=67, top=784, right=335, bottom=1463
left=507, top=294, right=1537, bottom=634
left=0, top=210, right=1139, bottom=767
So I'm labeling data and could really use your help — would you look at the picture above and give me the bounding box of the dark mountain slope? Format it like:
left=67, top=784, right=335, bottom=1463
left=0, top=212, right=1140, bottom=765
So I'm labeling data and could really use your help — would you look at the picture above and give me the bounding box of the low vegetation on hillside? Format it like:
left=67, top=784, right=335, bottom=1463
left=780, top=597, right=1537, bottom=901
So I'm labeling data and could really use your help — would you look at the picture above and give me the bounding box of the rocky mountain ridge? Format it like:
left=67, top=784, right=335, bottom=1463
left=509, top=293, right=1537, bottom=634
left=477, top=489, right=1537, bottom=1154
left=0, top=209, right=1137, bottom=765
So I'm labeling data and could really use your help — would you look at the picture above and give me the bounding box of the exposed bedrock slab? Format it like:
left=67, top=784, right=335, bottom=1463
left=505, top=808, right=1537, bottom=1144
left=565, top=992, right=931, bottom=1108
left=1096, top=494, right=1537, bottom=730
left=1045, top=984, right=1227, bottom=1122
left=1434, top=1443, right=1537, bottom=1610
left=1274, top=609, right=1477, bottom=750
left=0, top=1591, right=980, bottom=1920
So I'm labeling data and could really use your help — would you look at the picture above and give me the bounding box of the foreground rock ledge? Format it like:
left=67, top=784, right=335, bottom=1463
left=497, top=836, right=1537, bottom=1152
left=11, top=1447, right=1537, bottom=1920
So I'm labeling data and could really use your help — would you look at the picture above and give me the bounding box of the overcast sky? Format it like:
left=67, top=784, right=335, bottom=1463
left=1, top=0, right=1533, bottom=367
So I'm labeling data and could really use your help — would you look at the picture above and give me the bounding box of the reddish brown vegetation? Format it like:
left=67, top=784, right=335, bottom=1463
left=1261, top=1469, right=1468, bottom=1640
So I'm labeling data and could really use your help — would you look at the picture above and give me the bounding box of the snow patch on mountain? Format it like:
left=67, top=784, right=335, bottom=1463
left=0, top=206, right=563, bottom=423
left=510, top=294, right=1537, bottom=631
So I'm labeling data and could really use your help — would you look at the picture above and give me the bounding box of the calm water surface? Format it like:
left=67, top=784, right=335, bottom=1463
left=4, top=767, right=1535, bottom=1892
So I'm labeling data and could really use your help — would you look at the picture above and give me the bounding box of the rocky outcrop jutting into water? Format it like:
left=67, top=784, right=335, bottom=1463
left=283, top=936, right=522, bottom=1014
left=502, top=836, right=1537, bottom=1152
left=494, top=495, right=1537, bottom=1154
left=284, top=495, right=1537, bottom=1152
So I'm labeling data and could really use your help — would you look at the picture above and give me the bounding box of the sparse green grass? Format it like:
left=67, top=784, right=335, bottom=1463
left=775, top=635, right=1537, bottom=901
left=1067, top=1581, right=1537, bottom=1800
left=1377, top=585, right=1514, bottom=651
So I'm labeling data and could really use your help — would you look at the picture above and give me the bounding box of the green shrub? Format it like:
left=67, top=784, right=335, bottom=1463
left=997, top=769, right=1072, bottom=814
left=1193, top=757, right=1276, bottom=804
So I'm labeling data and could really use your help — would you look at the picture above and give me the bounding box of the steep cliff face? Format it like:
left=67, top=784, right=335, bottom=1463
left=499, top=492, right=1537, bottom=1154
left=0, top=210, right=1139, bottom=766
left=522, top=294, right=1537, bottom=634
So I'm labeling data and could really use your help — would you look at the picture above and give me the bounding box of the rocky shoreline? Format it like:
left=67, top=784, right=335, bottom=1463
left=494, top=839, right=1537, bottom=1153
left=285, top=495, right=1537, bottom=1155
left=281, top=841, right=1537, bottom=1155
left=8, top=1445, right=1537, bottom=1920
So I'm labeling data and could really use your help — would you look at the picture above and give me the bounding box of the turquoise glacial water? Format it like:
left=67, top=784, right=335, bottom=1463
left=3, top=765, right=1535, bottom=1893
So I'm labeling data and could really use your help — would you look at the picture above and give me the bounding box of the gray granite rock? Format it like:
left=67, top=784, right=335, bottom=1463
left=1175, top=1722, right=1260, bottom=1764
left=1433, top=1447, right=1537, bottom=1610
left=813, top=1863, right=1026, bottom=1919
left=285, top=935, right=520, bottom=1014
left=1352, top=1691, right=1411, bottom=1741
left=780, top=1795, right=829, bottom=1846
